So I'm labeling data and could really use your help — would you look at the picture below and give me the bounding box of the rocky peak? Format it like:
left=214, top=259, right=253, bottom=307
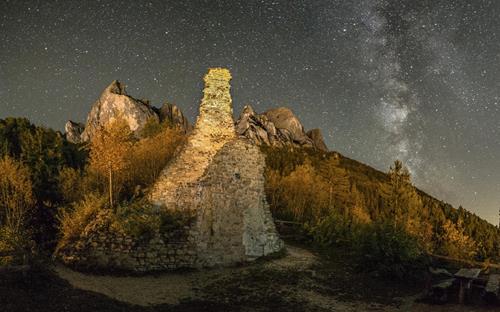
left=236, top=105, right=328, bottom=151
left=106, top=80, right=126, bottom=95
left=306, top=128, right=328, bottom=152
left=158, top=102, right=191, bottom=133
left=64, top=120, right=84, bottom=144
left=65, top=80, right=191, bottom=143
left=79, top=80, right=159, bottom=142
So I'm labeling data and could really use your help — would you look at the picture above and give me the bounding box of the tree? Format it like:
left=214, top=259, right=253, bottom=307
left=0, top=156, right=35, bottom=259
left=387, top=160, right=420, bottom=224
left=439, top=219, right=478, bottom=260
left=89, top=118, right=133, bottom=208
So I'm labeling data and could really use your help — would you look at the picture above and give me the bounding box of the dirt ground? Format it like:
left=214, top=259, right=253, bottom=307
left=52, top=244, right=499, bottom=311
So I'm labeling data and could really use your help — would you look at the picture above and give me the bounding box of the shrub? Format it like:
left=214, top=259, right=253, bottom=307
left=0, top=226, right=33, bottom=265
left=112, top=199, right=195, bottom=241
left=0, top=156, right=35, bottom=265
left=126, top=126, right=185, bottom=188
left=355, top=222, right=428, bottom=280
left=57, top=193, right=107, bottom=249
left=307, top=210, right=358, bottom=247
left=0, top=156, right=34, bottom=234
left=112, top=199, right=161, bottom=240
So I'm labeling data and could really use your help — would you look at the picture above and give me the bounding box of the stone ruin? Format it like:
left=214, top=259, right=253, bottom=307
left=58, top=68, right=283, bottom=271
left=150, top=68, right=283, bottom=266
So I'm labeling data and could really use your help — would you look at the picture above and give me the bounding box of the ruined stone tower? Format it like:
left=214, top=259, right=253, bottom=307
left=150, top=68, right=283, bottom=266
left=57, top=68, right=283, bottom=271
left=150, top=68, right=236, bottom=209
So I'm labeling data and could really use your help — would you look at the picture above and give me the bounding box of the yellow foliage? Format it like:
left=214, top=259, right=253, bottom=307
left=440, top=219, right=478, bottom=260
left=57, top=193, right=107, bottom=250
left=351, top=205, right=371, bottom=224
left=269, top=160, right=332, bottom=223
left=89, top=117, right=133, bottom=207
left=0, top=156, right=34, bottom=233
left=127, top=127, right=185, bottom=188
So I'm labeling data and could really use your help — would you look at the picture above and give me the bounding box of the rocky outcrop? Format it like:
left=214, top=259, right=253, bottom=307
left=64, top=120, right=84, bottom=144
left=157, top=102, right=191, bottom=133
left=236, top=105, right=328, bottom=151
left=65, top=81, right=191, bottom=143
left=307, top=128, right=328, bottom=152
left=79, top=80, right=159, bottom=142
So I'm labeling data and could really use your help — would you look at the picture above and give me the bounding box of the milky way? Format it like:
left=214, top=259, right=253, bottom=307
left=1, top=0, right=500, bottom=224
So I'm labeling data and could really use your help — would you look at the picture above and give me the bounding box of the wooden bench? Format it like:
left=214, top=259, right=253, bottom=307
left=455, top=268, right=481, bottom=304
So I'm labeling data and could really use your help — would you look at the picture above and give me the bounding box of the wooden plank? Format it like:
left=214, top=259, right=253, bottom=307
left=485, top=274, right=500, bottom=295
left=432, top=278, right=455, bottom=290
left=429, top=267, right=453, bottom=277
left=455, top=268, right=481, bottom=279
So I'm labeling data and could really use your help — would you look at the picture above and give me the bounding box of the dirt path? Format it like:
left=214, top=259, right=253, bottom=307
left=55, top=245, right=495, bottom=311
left=56, top=245, right=317, bottom=307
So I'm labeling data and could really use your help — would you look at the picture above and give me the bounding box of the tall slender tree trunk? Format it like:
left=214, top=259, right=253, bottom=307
left=109, top=168, right=113, bottom=209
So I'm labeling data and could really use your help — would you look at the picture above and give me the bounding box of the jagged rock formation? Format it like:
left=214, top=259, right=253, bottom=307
left=235, top=105, right=328, bottom=151
left=65, top=81, right=190, bottom=143
left=64, top=120, right=84, bottom=144
left=307, top=128, right=328, bottom=152
left=150, top=68, right=283, bottom=266
left=157, top=102, right=192, bottom=134
left=80, top=80, right=159, bottom=142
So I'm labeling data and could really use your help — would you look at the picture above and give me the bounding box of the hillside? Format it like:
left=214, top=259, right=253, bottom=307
left=263, top=146, right=500, bottom=262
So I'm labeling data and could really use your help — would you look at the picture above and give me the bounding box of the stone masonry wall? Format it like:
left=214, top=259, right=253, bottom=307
left=58, top=211, right=198, bottom=272
left=193, top=140, right=283, bottom=266
left=149, top=68, right=236, bottom=210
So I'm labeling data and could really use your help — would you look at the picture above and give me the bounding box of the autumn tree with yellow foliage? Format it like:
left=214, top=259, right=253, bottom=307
left=89, top=118, right=133, bottom=208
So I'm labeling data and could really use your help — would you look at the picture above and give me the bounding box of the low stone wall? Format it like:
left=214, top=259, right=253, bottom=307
left=58, top=211, right=198, bottom=272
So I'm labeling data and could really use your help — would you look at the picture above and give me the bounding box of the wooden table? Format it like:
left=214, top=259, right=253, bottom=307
left=454, top=268, right=481, bottom=304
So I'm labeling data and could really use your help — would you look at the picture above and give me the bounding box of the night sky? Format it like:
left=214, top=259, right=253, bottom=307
left=1, top=0, right=500, bottom=224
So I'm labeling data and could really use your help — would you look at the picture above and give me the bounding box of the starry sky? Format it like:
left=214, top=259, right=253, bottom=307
left=1, top=0, right=500, bottom=224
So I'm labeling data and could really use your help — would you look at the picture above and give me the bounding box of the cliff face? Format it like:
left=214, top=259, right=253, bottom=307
left=65, top=81, right=191, bottom=143
left=235, top=105, right=328, bottom=151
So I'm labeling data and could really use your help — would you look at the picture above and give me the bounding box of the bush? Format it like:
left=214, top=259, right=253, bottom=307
left=57, top=193, right=107, bottom=250
left=112, top=199, right=195, bottom=241
left=0, top=226, right=33, bottom=266
left=307, top=210, right=358, bottom=247
left=112, top=199, right=161, bottom=241
left=0, top=156, right=35, bottom=265
left=356, top=222, right=428, bottom=280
